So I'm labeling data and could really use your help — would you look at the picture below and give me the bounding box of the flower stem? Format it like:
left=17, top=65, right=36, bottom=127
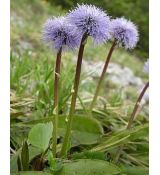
left=52, top=47, right=62, bottom=158
left=126, top=82, right=149, bottom=129
left=114, top=82, right=149, bottom=163
left=89, top=41, right=116, bottom=111
left=60, top=34, right=88, bottom=157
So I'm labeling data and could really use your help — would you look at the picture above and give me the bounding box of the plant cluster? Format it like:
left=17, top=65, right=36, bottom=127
left=11, top=4, right=149, bottom=175
left=49, top=0, right=149, bottom=58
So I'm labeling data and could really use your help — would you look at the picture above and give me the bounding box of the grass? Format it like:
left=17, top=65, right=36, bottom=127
left=10, top=0, right=149, bottom=174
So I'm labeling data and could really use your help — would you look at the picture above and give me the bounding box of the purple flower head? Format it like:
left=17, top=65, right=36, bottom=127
left=67, top=4, right=111, bottom=44
left=43, top=17, right=80, bottom=51
left=111, top=17, right=139, bottom=49
left=144, top=59, right=149, bottom=74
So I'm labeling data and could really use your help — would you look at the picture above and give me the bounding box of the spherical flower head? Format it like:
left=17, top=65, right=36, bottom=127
left=67, top=4, right=111, bottom=44
left=43, top=17, right=80, bottom=51
left=111, top=17, right=139, bottom=49
left=144, top=59, right=149, bottom=74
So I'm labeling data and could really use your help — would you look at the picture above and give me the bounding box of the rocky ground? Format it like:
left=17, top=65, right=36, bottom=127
left=81, top=59, right=149, bottom=104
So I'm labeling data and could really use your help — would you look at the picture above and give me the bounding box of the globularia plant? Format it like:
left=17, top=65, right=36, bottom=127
left=60, top=4, right=111, bottom=157
left=11, top=2, right=149, bottom=174
left=43, top=16, right=80, bottom=157
left=90, top=17, right=139, bottom=110
left=42, top=3, right=145, bottom=162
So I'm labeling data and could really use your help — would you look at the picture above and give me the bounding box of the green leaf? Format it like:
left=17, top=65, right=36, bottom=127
left=48, top=151, right=63, bottom=172
left=92, top=124, right=148, bottom=152
left=28, top=122, right=53, bottom=152
left=122, top=166, right=149, bottom=175
left=59, top=116, right=103, bottom=145
left=21, top=141, right=29, bottom=171
left=10, top=154, right=18, bottom=173
left=12, top=172, right=53, bottom=175
left=58, top=159, right=121, bottom=175
left=72, top=151, right=106, bottom=161
left=29, top=146, right=43, bottom=162
left=26, top=115, right=103, bottom=146
left=10, top=149, right=21, bottom=174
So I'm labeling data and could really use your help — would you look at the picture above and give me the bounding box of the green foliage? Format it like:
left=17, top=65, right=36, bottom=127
left=26, top=115, right=104, bottom=146
left=47, top=151, right=63, bottom=172
left=10, top=51, right=75, bottom=118
left=92, top=124, right=148, bottom=152
left=72, top=151, right=106, bottom=160
left=28, top=122, right=53, bottom=152
left=60, top=115, right=103, bottom=145
left=29, top=146, right=43, bottom=162
left=56, top=159, right=121, bottom=175
left=48, top=0, right=74, bottom=8
left=11, top=159, right=121, bottom=175
left=21, top=141, right=29, bottom=171
left=122, top=166, right=149, bottom=175
left=11, top=153, right=19, bottom=173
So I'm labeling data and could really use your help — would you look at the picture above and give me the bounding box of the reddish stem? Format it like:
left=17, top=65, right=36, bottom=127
left=89, top=41, right=116, bottom=111
left=52, top=47, right=62, bottom=157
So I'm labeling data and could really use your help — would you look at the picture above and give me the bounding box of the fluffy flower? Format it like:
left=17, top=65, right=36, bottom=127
left=111, top=17, right=139, bottom=49
left=67, top=4, right=111, bottom=44
left=144, top=59, right=149, bottom=74
left=43, top=17, right=80, bottom=51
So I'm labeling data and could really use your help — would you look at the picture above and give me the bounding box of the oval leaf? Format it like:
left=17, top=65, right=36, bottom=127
left=59, top=116, right=103, bottom=146
left=28, top=122, right=53, bottom=152
left=58, top=159, right=121, bottom=175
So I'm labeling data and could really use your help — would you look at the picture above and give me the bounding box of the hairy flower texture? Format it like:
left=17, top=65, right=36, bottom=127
left=43, top=17, right=80, bottom=51
left=67, top=4, right=111, bottom=44
left=144, top=59, right=149, bottom=74
left=111, top=17, right=139, bottom=49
